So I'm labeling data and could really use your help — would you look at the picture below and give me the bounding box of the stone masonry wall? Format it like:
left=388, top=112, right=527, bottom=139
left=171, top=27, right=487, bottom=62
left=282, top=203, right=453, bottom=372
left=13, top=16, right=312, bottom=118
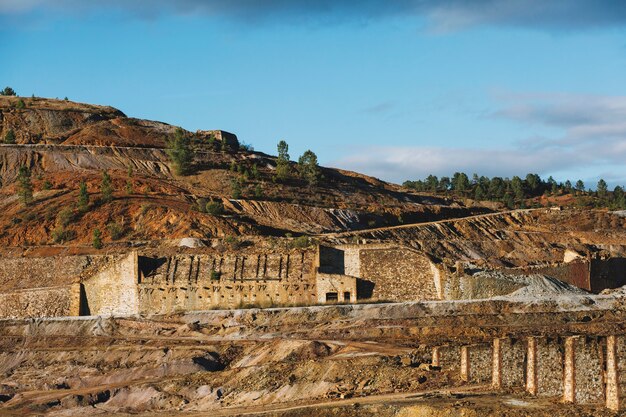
left=82, top=252, right=139, bottom=315
left=0, top=284, right=80, bottom=319
left=573, top=336, right=604, bottom=404
left=316, top=273, right=357, bottom=303
left=138, top=250, right=317, bottom=312
left=358, top=247, right=438, bottom=301
left=465, top=344, right=492, bottom=384
left=500, top=338, right=526, bottom=388
left=536, top=337, right=564, bottom=397
left=0, top=255, right=92, bottom=290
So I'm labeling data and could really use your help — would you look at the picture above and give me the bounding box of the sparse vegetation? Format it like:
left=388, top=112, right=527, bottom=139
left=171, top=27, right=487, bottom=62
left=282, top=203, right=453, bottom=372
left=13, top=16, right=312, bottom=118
left=4, top=129, right=15, bottom=144
left=230, top=179, right=242, bottom=199
left=15, top=99, right=25, bottom=109
left=206, top=199, right=225, bottom=215
left=56, top=207, right=74, bottom=228
left=100, top=170, right=113, bottom=202
left=51, top=227, right=75, bottom=243
left=17, top=166, right=33, bottom=206
left=42, top=180, right=52, bottom=190
left=166, top=127, right=193, bottom=175
left=107, top=222, right=124, bottom=240
left=92, top=228, right=103, bottom=249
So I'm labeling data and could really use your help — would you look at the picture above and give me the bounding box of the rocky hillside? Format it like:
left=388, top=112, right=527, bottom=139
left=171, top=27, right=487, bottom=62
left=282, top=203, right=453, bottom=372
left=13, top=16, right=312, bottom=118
left=0, top=96, right=492, bottom=250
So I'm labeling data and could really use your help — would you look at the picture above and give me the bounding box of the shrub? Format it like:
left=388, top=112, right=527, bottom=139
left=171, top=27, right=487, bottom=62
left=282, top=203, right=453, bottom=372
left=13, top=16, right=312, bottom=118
left=206, top=200, right=224, bottom=215
left=42, top=180, right=52, bottom=190
left=107, top=222, right=124, bottom=240
left=92, top=228, right=103, bottom=249
left=289, top=235, right=313, bottom=249
left=240, top=141, right=254, bottom=152
left=210, top=270, right=221, bottom=280
left=15, top=99, right=25, bottom=109
left=230, top=179, right=242, bottom=199
left=52, top=227, right=75, bottom=243
left=125, top=180, right=133, bottom=195
left=254, top=184, right=263, bottom=199
left=224, top=236, right=242, bottom=249
left=4, top=129, right=15, bottom=144
left=56, top=207, right=73, bottom=228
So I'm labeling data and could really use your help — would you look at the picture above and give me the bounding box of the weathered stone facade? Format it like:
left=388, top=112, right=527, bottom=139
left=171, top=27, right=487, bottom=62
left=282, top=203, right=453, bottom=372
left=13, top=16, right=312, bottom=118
left=0, top=284, right=81, bottom=319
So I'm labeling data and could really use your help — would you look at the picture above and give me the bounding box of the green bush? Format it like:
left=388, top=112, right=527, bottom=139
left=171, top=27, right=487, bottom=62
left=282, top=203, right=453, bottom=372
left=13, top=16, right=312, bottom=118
left=56, top=207, right=73, bottom=228
left=15, top=99, right=25, bottom=109
left=210, top=270, right=221, bottom=280
left=230, top=179, right=242, bottom=199
left=92, top=228, right=103, bottom=249
left=289, top=235, right=314, bottom=249
left=52, top=227, right=75, bottom=243
left=206, top=200, right=224, bottom=215
left=42, top=180, right=52, bottom=190
left=4, top=129, right=15, bottom=144
left=107, top=222, right=124, bottom=240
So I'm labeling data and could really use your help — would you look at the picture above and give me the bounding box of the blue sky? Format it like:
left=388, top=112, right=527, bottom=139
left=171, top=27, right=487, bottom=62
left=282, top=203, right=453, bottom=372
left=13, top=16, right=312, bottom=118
left=1, top=1, right=626, bottom=187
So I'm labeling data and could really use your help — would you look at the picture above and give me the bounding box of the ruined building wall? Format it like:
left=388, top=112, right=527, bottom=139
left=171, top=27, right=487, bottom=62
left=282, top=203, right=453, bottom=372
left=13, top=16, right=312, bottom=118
left=0, top=284, right=80, bottom=319
left=318, top=244, right=439, bottom=302
left=138, top=250, right=317, bottom=313
left=357, top=247, right=439, bottom=301
left=82, top=252, right=139, bottom=316
left=590, top=258, right=626, bottom=293
left=0, top=255, right=93, bottom=290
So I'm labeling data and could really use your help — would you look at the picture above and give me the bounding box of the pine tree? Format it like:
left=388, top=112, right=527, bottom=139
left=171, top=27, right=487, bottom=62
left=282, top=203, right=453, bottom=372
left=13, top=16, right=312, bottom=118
left=77, top=181, right=89, bottom=212
left=297, top=150, right=320, bottom=186
left=597, top=178, right=608, bottom=198
left=275, top=140, right=290, bottom=181
left=17, top=166, right=33, bottom=206
left=166, top=127, right=193, bottom=175
left=92, top=228, right=103, bottom=249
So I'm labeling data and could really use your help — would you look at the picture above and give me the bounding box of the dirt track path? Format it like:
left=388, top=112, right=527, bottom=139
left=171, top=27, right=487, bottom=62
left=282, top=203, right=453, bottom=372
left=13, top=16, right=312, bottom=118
left=318, top=208, right=542, bottom=239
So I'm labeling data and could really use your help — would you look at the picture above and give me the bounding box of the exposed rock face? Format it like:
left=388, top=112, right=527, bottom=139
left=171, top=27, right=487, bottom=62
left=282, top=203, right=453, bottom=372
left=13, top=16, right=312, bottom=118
left=0, top=96, right=124, bottom=144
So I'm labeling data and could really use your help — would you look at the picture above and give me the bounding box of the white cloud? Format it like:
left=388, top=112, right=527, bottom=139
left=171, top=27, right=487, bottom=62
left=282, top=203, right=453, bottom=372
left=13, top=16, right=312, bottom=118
left=334, top=92, right=626, bottom=185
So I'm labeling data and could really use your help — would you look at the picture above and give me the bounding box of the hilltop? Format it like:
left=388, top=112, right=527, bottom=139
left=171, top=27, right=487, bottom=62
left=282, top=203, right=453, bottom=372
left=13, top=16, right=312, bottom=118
left=0, top=95, right=491, bottom=250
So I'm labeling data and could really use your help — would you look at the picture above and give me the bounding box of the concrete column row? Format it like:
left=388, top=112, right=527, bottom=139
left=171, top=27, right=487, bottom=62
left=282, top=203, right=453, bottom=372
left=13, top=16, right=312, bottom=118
left=432, top=335, right=624, bottom=410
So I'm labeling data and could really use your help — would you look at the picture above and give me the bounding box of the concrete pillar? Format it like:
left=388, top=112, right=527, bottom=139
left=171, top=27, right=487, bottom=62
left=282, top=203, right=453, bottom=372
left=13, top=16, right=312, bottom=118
left=432, top=346, right=440, bottom=367
left=526, top=336, right=537, bottom=395
left=492, top=338, right=502, bottom=389
left=460, top=345, right=469, bottom=382
left=607, top=335, right=620, bottom=411
left=563, top=336, right=577, bottom=403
